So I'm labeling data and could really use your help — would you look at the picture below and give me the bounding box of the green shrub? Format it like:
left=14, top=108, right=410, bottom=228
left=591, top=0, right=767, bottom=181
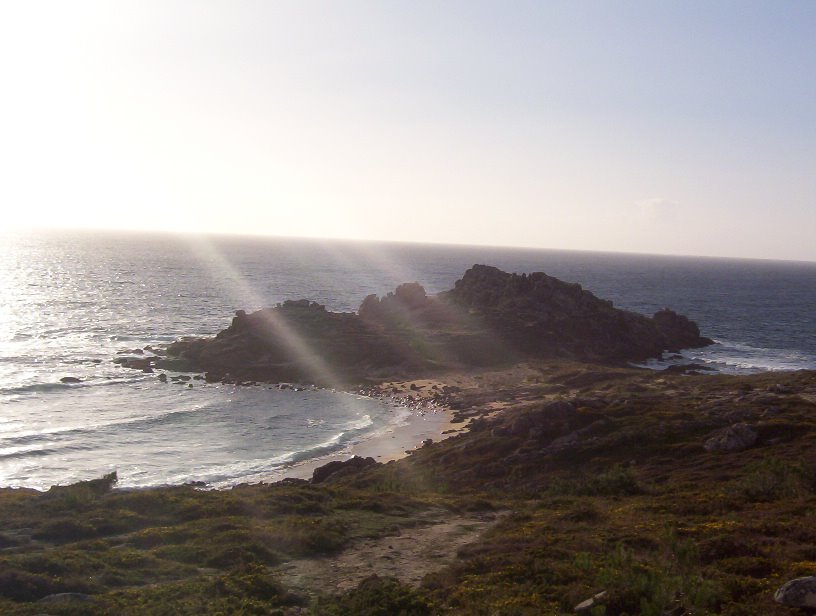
left=32, top=519, right=99, bottom=542
left=205, top=544, right=281, bottom=569
left=548, top=465, right=642, bottom=497
left=596, top=539, right=724, bottom=616
left=315, top=575, right=432, bottom=616
left=733, top=458, right=813, bottom=502
left=0, top=569, right=66, bottom=601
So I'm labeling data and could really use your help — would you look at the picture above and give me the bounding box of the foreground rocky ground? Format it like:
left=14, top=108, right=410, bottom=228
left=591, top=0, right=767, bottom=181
left=1, top=362, right=815, bottom=615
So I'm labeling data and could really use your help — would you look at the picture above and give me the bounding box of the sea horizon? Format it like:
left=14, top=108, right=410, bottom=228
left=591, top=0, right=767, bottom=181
left=5, top=226, right=816, bottom=268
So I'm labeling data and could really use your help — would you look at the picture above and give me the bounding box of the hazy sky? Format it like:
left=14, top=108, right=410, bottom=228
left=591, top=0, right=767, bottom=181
left=1, top=1, right=814, bottom=261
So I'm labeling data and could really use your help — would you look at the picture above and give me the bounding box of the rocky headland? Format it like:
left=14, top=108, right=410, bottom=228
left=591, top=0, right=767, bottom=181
left=8, top=267, right=816, bottom=615
left=157, top=264, right=712, bottom=385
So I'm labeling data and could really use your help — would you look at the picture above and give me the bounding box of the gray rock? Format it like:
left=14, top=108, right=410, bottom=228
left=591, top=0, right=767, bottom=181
left=703, top=422, right=758, bottom=452
left=38, top=593, right=93, bottom=603
left=59, top=376, right=81, bottom=384
left=775, top=576, right=816, bottom=608
left=575, top=590, right=607, bottom=613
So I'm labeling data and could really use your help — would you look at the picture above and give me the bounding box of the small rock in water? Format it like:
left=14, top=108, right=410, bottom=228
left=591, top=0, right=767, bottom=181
left=157, top=373, right=168, bottom=383
left=116, top=347, right=144, bottom=355
left=775, top=576, right=816, bottom=608
left=60, top=376, right=81, bottom=383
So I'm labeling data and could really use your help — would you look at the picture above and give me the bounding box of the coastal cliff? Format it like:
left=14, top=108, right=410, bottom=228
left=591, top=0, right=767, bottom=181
left=163, top=265, right=712, bottom=384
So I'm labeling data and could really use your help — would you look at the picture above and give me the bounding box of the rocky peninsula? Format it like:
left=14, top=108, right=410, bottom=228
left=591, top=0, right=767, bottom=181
left=160, top=264, right=712, bottom=385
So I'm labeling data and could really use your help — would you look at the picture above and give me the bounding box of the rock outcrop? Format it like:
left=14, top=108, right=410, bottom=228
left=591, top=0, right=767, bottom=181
left=161, top=265, right=712, bottom=384
left=311, top=456, right=378, bottom=484
left=443, top=265, right=712, bottom=362
left=165, top=300, right=421, bottom=385
left=775, top=576, right=816, bottom=608
left=703, top=423, right=758, bottom=452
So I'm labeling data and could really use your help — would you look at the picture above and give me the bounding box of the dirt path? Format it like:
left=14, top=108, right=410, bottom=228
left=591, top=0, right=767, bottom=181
left=274, top=511, right=503, bottom=596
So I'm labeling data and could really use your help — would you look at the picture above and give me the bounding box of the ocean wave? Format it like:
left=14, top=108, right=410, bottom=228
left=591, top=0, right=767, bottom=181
left=636, top=340, right=816, bottom=374
left=210, top=409, right=409, bottom=488
left=286, top=416, right=374, bottom=465
left=0, top=382, right=79, bottom=396
left=180, top=454, right=299, bottom=486
left=135, top=408, right=391, bottom=487
left=0, top=355, right=37, bottom=364
left=0, top=448, right=60, bottom=461
left=113, top=407, right=210, bottom=433
left=695, top=339, right=816, bottom=372
left=0, top=376, right=144, bottom=397
left=164, top=415, right=380, bottom=487
left=0, top=405, right=209, bottom=449
left=342, top=414, right=374, bottom=431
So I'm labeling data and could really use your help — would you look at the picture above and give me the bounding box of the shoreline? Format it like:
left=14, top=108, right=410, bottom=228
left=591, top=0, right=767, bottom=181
left=279, top=404, right=460, bottom=482
left=276, top=379, right=466, bottom=482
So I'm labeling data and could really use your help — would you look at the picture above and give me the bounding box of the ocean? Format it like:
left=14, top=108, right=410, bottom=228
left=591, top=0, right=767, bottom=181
left=1, top=230, right=815, bottom=490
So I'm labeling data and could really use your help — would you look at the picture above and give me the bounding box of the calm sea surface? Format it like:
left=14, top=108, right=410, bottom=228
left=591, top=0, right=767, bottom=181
left=1, top=230, right=815, bottom=489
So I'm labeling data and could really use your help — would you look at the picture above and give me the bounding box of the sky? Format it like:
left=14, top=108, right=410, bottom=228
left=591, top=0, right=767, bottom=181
left=1, top=1, right=814, bottom=261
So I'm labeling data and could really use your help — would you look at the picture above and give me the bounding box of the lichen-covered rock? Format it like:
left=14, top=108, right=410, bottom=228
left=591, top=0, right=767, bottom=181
left=703, top=422, right=758, bottom=452
left=775, top=576, right=816, bottom=608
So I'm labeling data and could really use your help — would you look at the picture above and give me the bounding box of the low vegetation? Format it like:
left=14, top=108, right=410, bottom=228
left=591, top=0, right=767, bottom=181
left=1, top=363, right=815, bottom=614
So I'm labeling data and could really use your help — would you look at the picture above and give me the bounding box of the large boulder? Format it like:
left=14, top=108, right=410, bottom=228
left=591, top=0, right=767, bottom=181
left=775, top=576, right=816, bottom=608
left=311, top=456, right=377, bottom=484
left=703, top=423, right=758, bottom=452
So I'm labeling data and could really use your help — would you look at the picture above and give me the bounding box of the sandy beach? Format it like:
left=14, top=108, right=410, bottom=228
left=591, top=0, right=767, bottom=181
left=280, top=380, right=464, bottom=481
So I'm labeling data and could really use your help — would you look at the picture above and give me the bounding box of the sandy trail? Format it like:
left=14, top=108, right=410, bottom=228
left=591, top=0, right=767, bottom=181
left=273, top=510, right=503, bottom=596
